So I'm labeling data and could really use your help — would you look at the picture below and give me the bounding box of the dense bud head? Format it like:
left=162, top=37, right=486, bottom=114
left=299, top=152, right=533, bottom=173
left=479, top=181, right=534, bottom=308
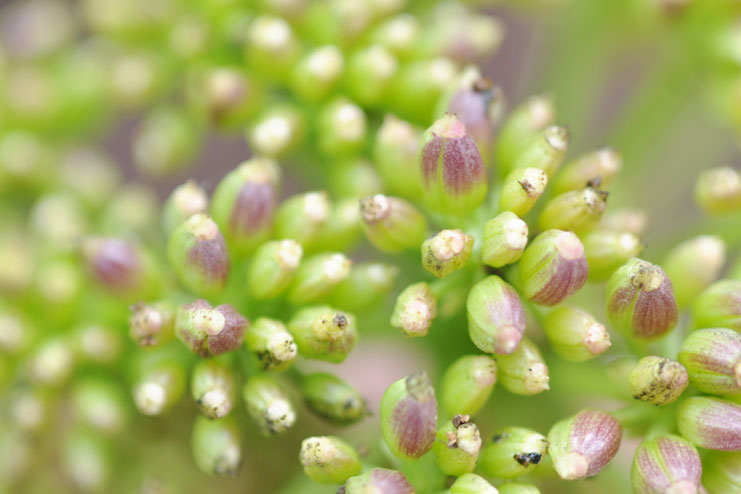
left=702, top=451, right=741, bottom=493
left=302, top=372, right=369, bottom=425
left=360, top=194, right=427, bottom=252
left=538, top=186, right=609, bottom=233
left=518, top=230, right=588, bottom=306
left=677, top=397, right=741, bottom=450
left=300, top=436, right=362, bottom=485
left=481, top=212, right=529, bottom=269
left=341, top=468, right=414, bottom=494
left=582, top=229, right=644, bottom=281
left=191, top=416, right=242, bottom=477
left=421, top=229, right=474, bottom=278
left=498, top=167, right=548, bottom=217
left=287, top=306, right=357, bottom=363
left=547, top=409, right=622, bottom=480
left=243, top=374, right=296, bottom=436
left=632, top=435, right=702, bottom=494
left=440, top=354, right=497, bottom=417
left=391, top=282, right=438, bottom=337
left=175, top=300, right=248, bottom=358
left=479, top=426, right=548, bottom=478
left=191, top=359, right=236, bottom=420
left=693, top=279, right=741, bottom=332
left=543, top=307, right=611, bottom=362
left=553, top=147, right=622, bottom=194
left=247, top=239, right=303, bottom=300
left=432, top=415, right=482, bottom=476
left=245, top=318, right=297, bottom=371
left=449, top=473, right=499, bottom=494
left=629, top=356, right=689, bottom=406
left=496, top=337, right=550, bottom=395
left=380, top=371, right=438, bottom=459
left=467, top=275, right=526, bottom=354
left=606, top=258, right=678, bottom=339
left=128, top=301, right=175, bottom=348
left=664, top=235, right=726, bottom=308
left=694, top=167, right=741, bottom=214
left=678, top=328, right=741, bottom=396
left=162, top=180, right=208, bottom=235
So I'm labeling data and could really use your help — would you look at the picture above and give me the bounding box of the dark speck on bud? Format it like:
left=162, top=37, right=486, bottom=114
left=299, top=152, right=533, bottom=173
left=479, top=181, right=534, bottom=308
left=380, top=371, right=437, bottom=459
left=287, top=306, right=357, bottom=363
left=467, top=275, right=526, bottom=354
left=628, top=356, right=688, bottom=406
left=678, top=328, right=741, bottom=396
left=431, top=414, right=482, bottom=476
left=631, top=434, right=701, bottom=494
left=300, top=436, right=362, bottom=485
left=340, top=468, right=414, bottom=494
left=677, top=396, right=741, bottom=451
left=479, top=426, right=548, bottom=479
left=175, top=300, right=248, bottom=358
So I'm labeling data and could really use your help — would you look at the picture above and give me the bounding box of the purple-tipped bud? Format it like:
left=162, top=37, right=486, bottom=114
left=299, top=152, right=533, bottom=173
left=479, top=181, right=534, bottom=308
left=128, top=301, right=175, bottom=347
left=82, top=237, right=159, bottom=299
left=606, top=258, right=678, bottom=339
left=693, top=279, right=741, bottom=332
left=677, top=397, right=741, bottom=451
left=547, top=409, right=622, bottom=480
left=380, top=371, right=438, bottom=459
left=518, top=230, right=588, bottom=306
left=419, top=113, right=488, bottom=215
left=175, top=300, right=248, bottom=358
left=466, top=275, right=526, bottom=355
left=632, top=435, right=702, bottom=494
left=340, top=468, right=414, bottom=494
left=679, top=328, right=741, bottom=396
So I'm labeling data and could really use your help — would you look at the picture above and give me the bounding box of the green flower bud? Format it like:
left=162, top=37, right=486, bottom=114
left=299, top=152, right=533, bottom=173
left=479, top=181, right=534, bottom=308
left=498, top=167, right=549, bottom=217
left=210, top=158, right=281, bottom=254
left=380, top=371, right=438, bottom=459
left=496, top=94, right=555, bottom=171
left=328, top=158, right=384, bottom=200
left=693, top=280, right=741, bottom=332
left=518, top=230, right=588, bottom=306
left=341, top=468, right=414, bottom=494
left=128, top=301, right=175, bottom=348
left=345, top=44, right=398, bottom=106
left=440, top=355, right=497, bottom=417
left=300, top=436, right=362, bottom=484
left=631, top=435, right=701, bottom=494
left=99, top=184, right=160, bottom=238
left=132, top=107, right=199, bottom=176
left=190, top=66, right=260, bottom=129
left=244, top=15, right=300, bottom=82
left=246, top=103, right=306, bottom=157
left=543, top=307, right=611, bottom=362
left=191, top=359, right=236, bottom=419
left=606, top=258, right=678, bottom=339
left=467, top=275, right=526, bottom=354
left=245, top=318, right=297, bottom=371
left=419, top=113, right=488, bottom=215
left=28, top=337, right=75, bottom=386
left=677, top=397, right=741, bottom=450
left=497, top=337, right=550, bottom=395
left=167, top=214, right=230, bottom=297
left=62, top=430, right=110, bottom=491
left=329, top=262, right=399, bottom=312
left=302, top=372, right=369, bottom=424
left=317, top=98, right=367, bottom=157
left=373, top=114, right=423, bottom=198
left=58, top=145, right=121, bottom=209
left=72, top=327, right=119, bottom=368
left=9, top=386, right=49, bottom=433
left=599, top=207, right=649, bottom=235
left=288, top=253, right=352, bottom=305
left=390, top=282, right=438, bottom=337
left=432, top=415, right=482, bottom=476
left=552, top=147, right=622, bottom=195
left=538, top=186, right=609, bottom=234
left=82, top=237, right=160, bottom=300
left=191, top=415, right=241, bottom=476
left=0, top=309, right=30, bottom=356
left=628, top=356, right=688, bottom=406
left=242, top=374, right=296, bottom=436
left=582, top=229, right=644, bottom=281
left=479, top=426, right=548, bottom=478
left=703, top=451, right=741, bottom=493
left=132, top=361, right=186, bottom=417
left=497, top=483, right=541, bottom=494
left=449, top=473, right=499, bottom=494
left=370, top=14, right=420, bottom=57
left=313, top=198, right=364, bottom=253
left=663, top=235, right=726, bottom=308
left=162, top=180, right=209, bottom=237
left=175, top=300, right=248, bottom=358
left=422, top=229, right=474, bottom=278
left=274, top=191, right=330, bottom=249
left=694, top=167, right=741, bottom=214
left=247, top=239, right=303, bottom=300
left=288, top=306, right=357, bottom=363
left=678, top=328, right=741, bottom=396
left=482, top=212, right=529, bottom=268
left=72, top=378, right=128, bottom=436
left=290, top=45, right=344, bottom=102
left=360, top=194, right=427, bottom=253
left=509, top=125, right=570, bottom=178
left=388, top=57, right=459, bottom=124
left=547, top=409, right=622, bottom=480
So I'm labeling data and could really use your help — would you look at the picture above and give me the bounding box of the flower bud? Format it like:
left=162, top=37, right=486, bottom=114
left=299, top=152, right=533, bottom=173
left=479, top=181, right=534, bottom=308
left=479, top=426, right=548, bottom=479
left=663, top=235, right=726, bottom=308
left=370, top=14, right=420, bottom=57
left=552, top=147, right=622, bottom=194
left=547, top=409, right=622, bottom=480
left=61, top=430, right=110, bottom=491
left=600, top=208, right=649, bottom=235
left=702, top=451, right=741, bottom=493
left=242, top=374, right=296, bottom=436
left=498, top=169, right=548, bottom=220
left=128, top=301, right=175, bottom=348
left=693, top=280, right=741, bottom=332
left=167, top=213, right=230, bottom=297
left=345, top=44, right=398, bottom=106
left=677, top=397, right=741, bottom=450
left=191, top=415, right=241, bottom=476
left=497, top=483, right=541, bottom=494
left=194, top=67, right=259, bottom=128
left=538, top=186, right=608, bottom=233
left=606, top=258, right=678, bottom=339
left=287, top=253, right=352, bottom=304
left=482, top=212, right=529, bottom=268
left=288, top=306, right=358, bottom=363
left=191, top=359, right=236, bottom=419
left=629, top=356, right=688, bottom=406
left=496, top=94, right=555, bottom=171
left=132, top=362, right=186, bottom=417
left=496, top=337, right=550, bottom=395
left=449, top=473, right=499, bottom=494
left=329, top=262, right=399, bottom=312
left=582, top=229, right=644, bottom=281
left=421, top=229, right=474, bottom=278
left=432, top=415, right=482, bottom=476
left=72, top=379, right=128, bottom=436
left=247, top=239, right=303, bottom=300
left=341, top=468, right=414, bottom=494
left=313, top=198, right=364, bottom=253
left=373, top=114, right=423, bottom=198
left=510, top=125, right=570, bottom=178
left=439, top=355, right=497, bottom=417
left=210, top=158, right=280, bottom=254
left=175, top=300, right=248, bottom=358
left=391, top=282, right=438, bottom=337
left=317, top=98, right=367, bottom=157
left=290, top=45, right=344, bottom=102
left=360, top=194, right=427, bottom=253
left=132, top=107, right=199, bottom=176
left=244, top=15, right=300, bottom=82
left=28, top=337, right=75, bottom=386
left=631, top=435, right=701, bottom=494
left=678, top=328, right=741, bottom=396
left=162, top=180, right=208, bottom=236
left=380, top=371, right=437, bottom=459
left=543, top=307, right=611, bottom=362
left=274, top=191, right=330, bottom=249
left=82, top=237, right=160, bottom=300
left=246, top=103, right=306, bottom=157
left=467, top=275, right=526, bottom=354
left=388, top=57, right=459, bottom=124
left=245, top=318, right=297, bottom=372
left=302, top=372, right=369, bottom=425
left=300, top=436, right=362, bottom=484
left=328, top=159, right=384, bottom=200
left=419, top=113, right=488, bottom=215
left=518, top=230, right=588, bottom=306
left=694, top=167, right=741, bottom=214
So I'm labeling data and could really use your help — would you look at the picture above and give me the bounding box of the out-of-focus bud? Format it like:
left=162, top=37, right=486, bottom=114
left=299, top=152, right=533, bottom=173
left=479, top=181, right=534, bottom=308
left=287, top=253, right=352, bottom=305
left=606, top=258, right=678, bottom=339
left=99, top=184, right=160, bottom=238
left=72, top=379, right=128, bottom=436
left=678, top=328, right=741, bottom=396
left=373, top=114, right=423, bottom=198
left=360, top=194, right=427, bottom=253
left=498, top=167, right=548, bottom=217
left=432, top=415, right=481, bottom=476
left=287, top=306, right=357, bottom=363
left=599, top=208, right=649, bottom=236
left=300, top=436, right=362, bottom=484
left=663, top=235, right=726, bottom=308
left=345, top=44, right=398, bottom=106
left=497, top=94, right=555, bottom=172
left=162, top=180, right=209, bottom=237
left=132, top=106, right=200, bottom=176
left=467, top=275, right=526, bottom=354
left=538, top=186, right=608, bottom=233
left=0, top=309, right=30, bottom=355
left=191, top=66, right=259, bottom=128
left=245, top=318, right=297, bottom=371
left=449, top=473, right=499, bottom=494
left=439, top=355, right=496, bottom=417
left=702, top=451, right=741, bottom=493
left=631, top=435, right=701, bottom=494
left=28, top=337, right=75, bottom=386
left=552, top=147, right=622, bottom=194
left=247, top=239, right=303, bottom=300
left=244, top=15, right=300, bottom=82
left=419, top=113, right=488, bottom=215
left=317, top=98, right=367, bottom=157
left=167, top=214, right=230, bottom=297
left=274, top=191, right=330, bottom=249
left=497, top=483, right=541, bottom=494
left=543, top=307, right=611, bottom=362
left=191, top=359, right=236, bottom=419
left=175, top=300, right=248, bottom=358
left=370, top=13, right=420, bottom=58
left=302, top=372, right=368, bottom=425
left=421, top=229, right=474, bottom=278
left=388, top=57, right=459, bottom=124
left=328, top=158, right=384, bottom=200
left=479, top=426, right=548, bottom=478
left=482, top=212, right=528, bottom=268
left=629, top=356, right=688, bottom=406
left=58, top=145, right=121, bottom=209
left=547, top=409, right=622, bottom=480
left=291, top=45, right=344, bottom=102
left=132, top=360, right=186, bottom=418
left=61, top=430, right=110, bottom=492
left=329, top=262, right=398, bottom=312
left=508, top=125, right=570, bottom=179
left=129, top=301, right=175, bottom=348
left=496, top=337, right=550, bottom=395
left=693, top=280, right=741, bottom=332
left=582, top=229, right=644, bottom=281
left=677, top=397, right=741, bottom=450
left=83, top=237, right=160, bottom=300
left=191, top=416, right=242, bottom=476
left=341, top=468, right=414, bottom=494
left=518, top=230, right=588, bottom=306
left=694, top=167, right=741, bottom=215
left=380, top=371, right=437, bottom=459
left=242, top=374, right=296, bottom=436
left=246, top=103, right=305, bottom=157
left=391, top=282, right=437, bottom=337
left=313, top=198, right=364, bottom=253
